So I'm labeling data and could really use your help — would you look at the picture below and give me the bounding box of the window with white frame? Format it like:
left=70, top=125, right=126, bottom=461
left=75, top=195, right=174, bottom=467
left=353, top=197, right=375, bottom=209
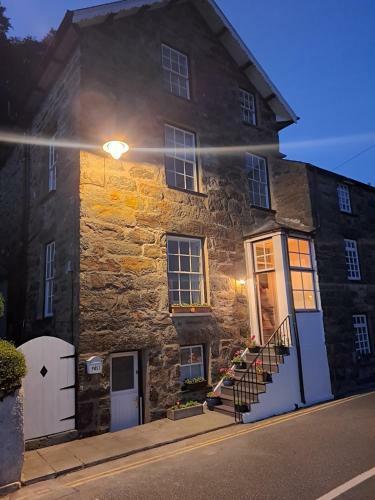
left=246, top=153, right=270, bottom=209
left=162, top=44, right=190, bottom=99
left=44, top=241, right=55, bottom=317
left=48, top=136, right=57, bottom=191
left=164, top=124, right=197, bottom=191
left=337, top=184, right=352, bottom=213
left=353, top=315, right=371, bottom=356
left=167, top=236, right=204, bottom=306
left=239, top=89, right=256, bottom=125
left=180, top=345, right=204, bottom=382
left=288, top=238, right=317, bottom=311
left=344, top=239, right=361, bottom=280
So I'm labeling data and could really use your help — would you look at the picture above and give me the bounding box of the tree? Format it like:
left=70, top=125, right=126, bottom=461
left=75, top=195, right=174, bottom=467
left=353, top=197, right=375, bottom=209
left=0, top=1, right=11, bottom=42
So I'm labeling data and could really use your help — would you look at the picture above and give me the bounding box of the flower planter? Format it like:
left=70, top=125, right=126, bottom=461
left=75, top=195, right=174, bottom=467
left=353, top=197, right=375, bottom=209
left=234, top=361, right=247, bottom=370
left=167, top=404, right=203, bottom=421
left=261, top=371, right=272, bottom=383
left=248, top=346, right=260, bottom=353
left=182, top=381, right=207, bottom=391
left=223, top=379, right=234, bottom=387
left=274, top=345, right=289, bottom=356
left=171, top=305, right=212, bottom=314
left=234, top=403, right=249, bottom=413
left=206, top=396, right=222, bottom=410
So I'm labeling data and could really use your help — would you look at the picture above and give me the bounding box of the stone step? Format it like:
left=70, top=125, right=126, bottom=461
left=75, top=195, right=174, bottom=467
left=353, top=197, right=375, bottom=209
left=213, top=404, right=235, bottom=416
left=233, top=371, right=273, bottom=383
left=220, top=392, right=258, bottom=406
left=234, top=362, right=279, bottom=375
left=245, top=352, right=284, bottom=364
left=220, top=383, right=266, bottom=398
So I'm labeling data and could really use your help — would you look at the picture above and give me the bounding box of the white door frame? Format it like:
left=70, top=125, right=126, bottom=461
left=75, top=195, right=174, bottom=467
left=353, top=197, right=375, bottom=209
left=110, top=351, right=140, bottom=432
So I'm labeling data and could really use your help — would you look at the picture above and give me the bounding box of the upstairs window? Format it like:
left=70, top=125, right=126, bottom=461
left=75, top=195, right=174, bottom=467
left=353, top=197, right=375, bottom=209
left=162, top=44, right=190, bottom=99
left=180, top=345, right=204, bottom=382
left=288, top=238, right=317, bottom=311
left=239, top=89, right=256, bottom=125
left=353, top=315, right=371, bottom=356
left=246, top=153, right=270, bottom=209
left=167, top=236, right=204, bottom=306
left=44, top=241, right=55, bottom=317
left=164, top=125, right=197, bottom=192
left=337, top=184, right=352, bottom=213
left=48, top=135, right=57, bottom=191
left=344, top=239, right=361, bottom=280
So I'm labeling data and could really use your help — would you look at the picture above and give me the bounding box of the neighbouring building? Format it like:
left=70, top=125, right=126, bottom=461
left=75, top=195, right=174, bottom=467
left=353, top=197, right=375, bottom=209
left=0, top=0, right=370, bottom=443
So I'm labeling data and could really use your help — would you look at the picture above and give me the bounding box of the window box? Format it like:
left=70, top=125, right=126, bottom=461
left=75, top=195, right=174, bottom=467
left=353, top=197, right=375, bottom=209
left=182, top=379, right=208, bottom=391
left=167, top=403, right=203, bottom=420
left=171, top=305, right=212, bottom=314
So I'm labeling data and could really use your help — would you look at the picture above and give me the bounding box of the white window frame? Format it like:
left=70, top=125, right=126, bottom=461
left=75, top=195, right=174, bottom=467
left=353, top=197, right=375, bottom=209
left=161, top=44, right=190, bottom=99
left=164, top=124, right=197, bottom=192
left=344, top=239, right=361, bottom=280
left=180, top=345, right=204, bottom=382
left=48, top=136, right=57, bottom=191
left=167, top=236, right=205, bottom=306
left=246, top=153, right=270, bottom=209
left=44, top=241, right=55, bottom=317
left=288, top=237, right=317, bottom=311
left=239, top=89, right=256, bottom=125
left=353, top=314, right=371, bottom=356
left=337, top=184, right=352, bottom=213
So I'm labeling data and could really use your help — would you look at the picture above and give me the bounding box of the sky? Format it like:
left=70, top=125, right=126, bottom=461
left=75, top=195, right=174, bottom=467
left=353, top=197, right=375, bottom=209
left=2, top=0, right=375, bottom=184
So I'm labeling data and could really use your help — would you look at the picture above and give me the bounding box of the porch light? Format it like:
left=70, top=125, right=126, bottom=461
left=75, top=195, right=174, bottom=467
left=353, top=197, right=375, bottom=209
left=237, top=279, right=246, bottom=286
left=103, top=140, right=129, bottom=160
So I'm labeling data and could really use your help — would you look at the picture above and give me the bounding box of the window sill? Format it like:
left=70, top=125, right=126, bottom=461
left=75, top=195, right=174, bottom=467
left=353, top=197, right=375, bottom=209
left=294, top=309, right=320, bottom=314
left=166, top=185, right=207, bottom=198
left=170, top=312, right=213, bottom=318
left=250, top=205, right=276, bottom=214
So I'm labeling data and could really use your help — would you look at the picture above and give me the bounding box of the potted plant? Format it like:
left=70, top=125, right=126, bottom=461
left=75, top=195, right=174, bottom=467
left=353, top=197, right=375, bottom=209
left=170, top=303, right=212, bottom=314
left=182, top=376, right=207, bottom=391
left=274, top=335, right=289, bottom=356
left=246, top=335, right=260, bottom=353
left=231, top=350, right=246, bottom=369
left=167, top=400, right=203, bottom=420
left=255, top=360, right=272, bottom=382
left=219, top=367, right=235, bottom=386
left=206, top=391, right=222, bottom=410
left=234, top=401, right=249, bottom=413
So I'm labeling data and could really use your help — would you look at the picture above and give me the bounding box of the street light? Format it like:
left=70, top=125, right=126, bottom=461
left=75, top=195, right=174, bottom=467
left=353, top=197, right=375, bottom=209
left=103, top=140, right=129, bottom=160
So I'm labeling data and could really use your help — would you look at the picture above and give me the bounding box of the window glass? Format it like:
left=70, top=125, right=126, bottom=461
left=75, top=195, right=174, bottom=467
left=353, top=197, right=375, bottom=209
left=254, top=239, right=274, bottom=272
left=344, top=239, right=361, bottom=280
left=353, top=315, right=371, bottom=356
left=180, top=345, right=204, bottom=382
left=162, top=44, right=190, bottom=99
left=337, top=184, right=352, bottom=213
left=112, top=356, right=134, bottom=392
left=239, top=89, right=256, bottom=125
left=164, top=125, right=197, bottom=192
left=288, top=238, right=317, bottom=311
left=246, top=153, right=269, bottom=209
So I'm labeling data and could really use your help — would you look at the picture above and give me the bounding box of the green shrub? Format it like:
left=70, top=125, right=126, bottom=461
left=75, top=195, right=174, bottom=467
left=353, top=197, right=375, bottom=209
left=0, top=340, right=27, bottom=400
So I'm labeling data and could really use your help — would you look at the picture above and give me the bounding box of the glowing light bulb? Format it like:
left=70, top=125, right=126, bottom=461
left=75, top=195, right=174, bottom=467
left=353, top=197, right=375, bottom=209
left=103, top=140, right=129, bottom=160
left=237, top=279, right=246, bottom=286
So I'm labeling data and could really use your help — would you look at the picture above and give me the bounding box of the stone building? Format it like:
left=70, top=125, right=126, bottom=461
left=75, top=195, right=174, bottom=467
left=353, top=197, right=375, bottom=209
left=288, top=162, right=375, bottom=395
left=0, top=0, right=346, bottom=440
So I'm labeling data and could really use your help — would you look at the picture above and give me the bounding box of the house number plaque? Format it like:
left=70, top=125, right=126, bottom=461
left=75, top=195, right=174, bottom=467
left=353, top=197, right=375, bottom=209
left=86, top=356, right=103, bottom=374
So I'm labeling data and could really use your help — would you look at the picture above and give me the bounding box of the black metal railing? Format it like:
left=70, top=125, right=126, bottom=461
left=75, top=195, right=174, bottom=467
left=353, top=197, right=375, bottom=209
left=233, top=316, right=291, bottom=423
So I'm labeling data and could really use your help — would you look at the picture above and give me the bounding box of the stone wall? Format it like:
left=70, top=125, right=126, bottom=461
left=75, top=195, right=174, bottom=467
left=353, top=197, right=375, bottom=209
left=76, top=2, right=282, bottom=433
left=307, top=166, right=375, bottom=395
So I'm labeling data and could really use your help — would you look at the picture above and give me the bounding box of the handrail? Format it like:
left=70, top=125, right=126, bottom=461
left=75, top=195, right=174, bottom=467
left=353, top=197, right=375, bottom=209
left=233, top=315, right=291, bottom=422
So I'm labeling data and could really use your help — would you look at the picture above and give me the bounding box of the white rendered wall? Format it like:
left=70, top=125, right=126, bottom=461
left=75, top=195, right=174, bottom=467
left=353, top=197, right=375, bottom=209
left=296, top=312, right=333, bottom=405
left=242, top=347, right=302, bottom=423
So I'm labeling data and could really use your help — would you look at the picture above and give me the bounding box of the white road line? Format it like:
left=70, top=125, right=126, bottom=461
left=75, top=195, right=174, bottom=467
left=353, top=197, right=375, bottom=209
left=316, top=466, right=375, bottom=500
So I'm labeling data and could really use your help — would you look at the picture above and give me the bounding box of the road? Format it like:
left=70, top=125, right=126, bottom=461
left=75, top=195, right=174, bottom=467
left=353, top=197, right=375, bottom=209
left=11, top=391, right=375, bottom=500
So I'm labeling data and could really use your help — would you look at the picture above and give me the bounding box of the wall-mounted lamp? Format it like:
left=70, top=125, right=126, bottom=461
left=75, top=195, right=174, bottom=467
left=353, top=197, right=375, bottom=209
left=103, top=140, right=130, bottom=160
left=237, top=279, right=246, bottom=286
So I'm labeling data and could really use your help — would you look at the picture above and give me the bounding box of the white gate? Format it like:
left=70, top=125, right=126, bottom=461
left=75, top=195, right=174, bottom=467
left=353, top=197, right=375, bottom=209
left=18, top=336, right=75, bottom=440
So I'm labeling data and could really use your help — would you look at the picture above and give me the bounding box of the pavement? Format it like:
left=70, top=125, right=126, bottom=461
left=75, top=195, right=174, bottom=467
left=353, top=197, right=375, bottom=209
left=9, top=390, right=375, bottom=500
left=21, top=409, right=234, bottom=485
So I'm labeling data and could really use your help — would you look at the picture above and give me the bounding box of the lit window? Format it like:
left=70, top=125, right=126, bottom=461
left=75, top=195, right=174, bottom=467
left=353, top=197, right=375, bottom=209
left=48, top=136, right=57, bottom=191
left=337, top=184, right=352, bottom=213
left=353, top=315, right=371, bottom=356
left=344, top=239, right=361, bottom=280
left=254, top=239, right=274, bottom=272
left=162, top=44, right=190, bottom=99
left=288, top=238, right=316, bottom=311
left=180, top=345, right=204, bottom=382
left=164, top=125, right=197, bottom=192
left=167, top=236, right=204, bottom=306
left=44, top=241, right=55, bottom=317
left=239, top=89, right=256, bottom=125
left=246, top=153, right=269, bottom=209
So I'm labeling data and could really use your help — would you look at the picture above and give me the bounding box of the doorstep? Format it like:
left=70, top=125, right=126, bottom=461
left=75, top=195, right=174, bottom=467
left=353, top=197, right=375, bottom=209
left=22, top=410, right=235, bottom=486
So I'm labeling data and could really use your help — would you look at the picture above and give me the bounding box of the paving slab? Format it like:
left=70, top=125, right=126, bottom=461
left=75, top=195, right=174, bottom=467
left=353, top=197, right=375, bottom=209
left=21, top=411, right=235, bottom=485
